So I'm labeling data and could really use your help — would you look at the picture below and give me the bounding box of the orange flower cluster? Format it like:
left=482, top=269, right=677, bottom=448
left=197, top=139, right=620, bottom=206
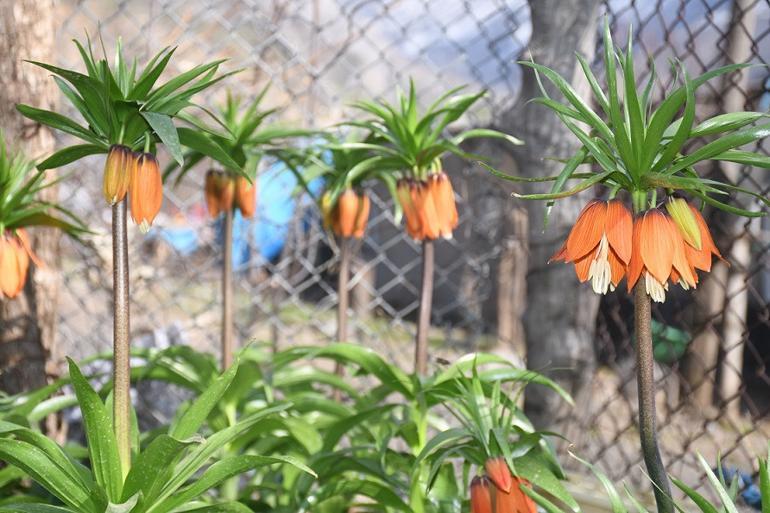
left=327, top=189, right=370, bottom=239
left=397, top=172, right=458, bottom=241
left=471, top=458, right=537, bottom=513
left=0, top=229, right=39, bottom=299
left=553, top=198, right=722, bottom=302
left=103, top=145, right=163, bottom=232
left=204, top=171, right=256, bottom=219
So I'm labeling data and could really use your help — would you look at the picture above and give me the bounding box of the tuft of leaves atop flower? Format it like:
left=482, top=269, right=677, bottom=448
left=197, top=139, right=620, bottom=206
left=17, top=34, right=240, bottom=172
left=0, top=134, right=87, bottom=238
left=165, top=85, right=313, bottom=186
left=487, top=19, right=770, bottom=226
left=343, top=79, right=523, bottom=181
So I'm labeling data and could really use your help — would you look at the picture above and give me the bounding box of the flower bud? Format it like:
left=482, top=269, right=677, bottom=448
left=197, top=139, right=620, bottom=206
left=130, top=152, right=163, bottom=233
left=321, top=190, right=335, bottom=231
left=102, top=145, right=131, bottom=205
left=235, top=176, right=256, bottom=218
left=666, top=197, right=702, bottom=250
left=470, top=476, right=493, bottom=513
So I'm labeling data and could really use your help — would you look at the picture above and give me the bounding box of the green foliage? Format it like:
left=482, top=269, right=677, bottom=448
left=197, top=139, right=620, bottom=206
left=0, top=135, right=88, bottom=238
left=345, top=79, right=522, bottom=181
left=17, top=36, right=239, bottom=171
left=165, top=85, right=312, bottom=185
left=487, top=19, right=770, bottom=226
left=0, top=358, right=312, bottom=512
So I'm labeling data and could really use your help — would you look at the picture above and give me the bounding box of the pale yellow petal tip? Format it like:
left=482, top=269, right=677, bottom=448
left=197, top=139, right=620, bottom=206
left=666, top=198, right=702, bottom=250
left=139, top=221, right=151, bottom=234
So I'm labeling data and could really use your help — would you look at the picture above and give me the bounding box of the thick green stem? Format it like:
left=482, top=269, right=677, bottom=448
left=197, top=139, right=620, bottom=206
left=333, top=237, right=351, bottom=399
left=414, top=240, right=434, bottom=375
left=112, top=199, right=131, bottom=478
left=634, top=283, right=673, bottom=513
left=221, top=207, right=234, bottom=370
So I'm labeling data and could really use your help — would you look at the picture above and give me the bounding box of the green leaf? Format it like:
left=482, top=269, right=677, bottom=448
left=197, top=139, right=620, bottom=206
left=0, top=438, right=102, bottom=512
left=37, top=144, right=107, bottom=170
left=570, top=452, right=626, bottom=513
left=0, top=505, right=78, bottom=513
left=698, top=454, right=739, bottom=513
left=177, top=127, right=240, bottom=171
left=710, top=149, right=770, bottom=169
left=169, top=359, right=238, bottom=440
left=691, top=112, right=768, bottom=138
left=155, top=455, right=315, bottom=512
left=16, top=105, right=102, bottom=146
left=672, top=476, right=719, bottom=513
left=121, top=434, right=199, bottom=504
left=515, top=452, right=579, bottom=512
left=67, top=358, right=123, bottom=502
left=651, top=65, right=695, bottom=173
left=667, top=123, right=770, bottom=175
left=141, top=112, right=183, bottom=166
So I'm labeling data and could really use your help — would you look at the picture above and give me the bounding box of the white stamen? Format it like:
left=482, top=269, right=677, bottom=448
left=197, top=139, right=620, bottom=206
left=589, top=235, right=612, bottom=294
left=644, top=272, right=668, bottom=303
left=140, top=220, right=151, bottom=234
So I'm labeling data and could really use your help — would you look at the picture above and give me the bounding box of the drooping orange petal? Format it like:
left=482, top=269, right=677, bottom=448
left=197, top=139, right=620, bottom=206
left=353, top=193, right=370, bottom=238
left=0, top=236, right=22, bottom=299
left=689, top=204, right=723, bottom=263
left=416, top=181, right=440, bottom=240
left=573, top=248, right=594, bottom=283
left=470, top=476, right=493, bottom=513
left=430, top=172, right=458, bottom=238
left=485, top=458, right=512, bottom=494
left=549, top=241, right=568, bottom=263
left=608, top=246, right=625, bottom=287
left=512, top=477, right=538, bottom=513
left=235, top=176, right=256, bottom=218
left=605, top=200, right=633, bottom=264
left=564, top=200, right=606, bottom=261
left=204, top=170, right=221, bottom=218
left=666, top=216, right=697, bottom=288
left=335, top=189, right=359, bottom=238
left=494, top=480, right=537, bottom=513
left=398, top=180, right=422, bottom=240
left=639, top=209, right=674, bottom=285
left=12, top=238, right=29, bottom=298
left=626, top=217, right=644, bottom=292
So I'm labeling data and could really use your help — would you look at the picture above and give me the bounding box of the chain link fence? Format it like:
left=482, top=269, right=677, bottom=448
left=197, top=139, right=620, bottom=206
left=47, top=0, right=770, bottom=497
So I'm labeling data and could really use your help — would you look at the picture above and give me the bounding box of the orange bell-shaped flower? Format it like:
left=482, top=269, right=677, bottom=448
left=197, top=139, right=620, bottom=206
left=332, top=189, right=369, bottom=239
left=414, top=180, right=440, bottom=240
left=551, top=200, right=632, bottom=294
left=627, top=208, right=698, bottom=302
left=102, top=144, right=132, bottom=205
left=235, top=176, right=256, bottom=218
left=470, top=476, right=493, bottom=513
left=0, top=229, right=39, bottom=299
left=428, top=172, right=459, bottom=239
left=397, top=179, right=422, bottom=240
left=129, top=152, right=163, bottom=233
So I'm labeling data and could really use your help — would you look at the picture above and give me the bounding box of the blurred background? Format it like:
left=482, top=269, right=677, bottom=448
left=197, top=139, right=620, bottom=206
left=1, top=0, right=769, bottom=499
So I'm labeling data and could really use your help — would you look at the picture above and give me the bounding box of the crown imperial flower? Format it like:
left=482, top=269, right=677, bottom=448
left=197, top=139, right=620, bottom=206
left=234, top=176, right=256, bottom=218
left=102, top=145, right=132, bottom=206
left=129, top=152, right=163, bottom=233
left=331, top=189, right=369, bottom=239
left=551, top=200, right=632, bottom=294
